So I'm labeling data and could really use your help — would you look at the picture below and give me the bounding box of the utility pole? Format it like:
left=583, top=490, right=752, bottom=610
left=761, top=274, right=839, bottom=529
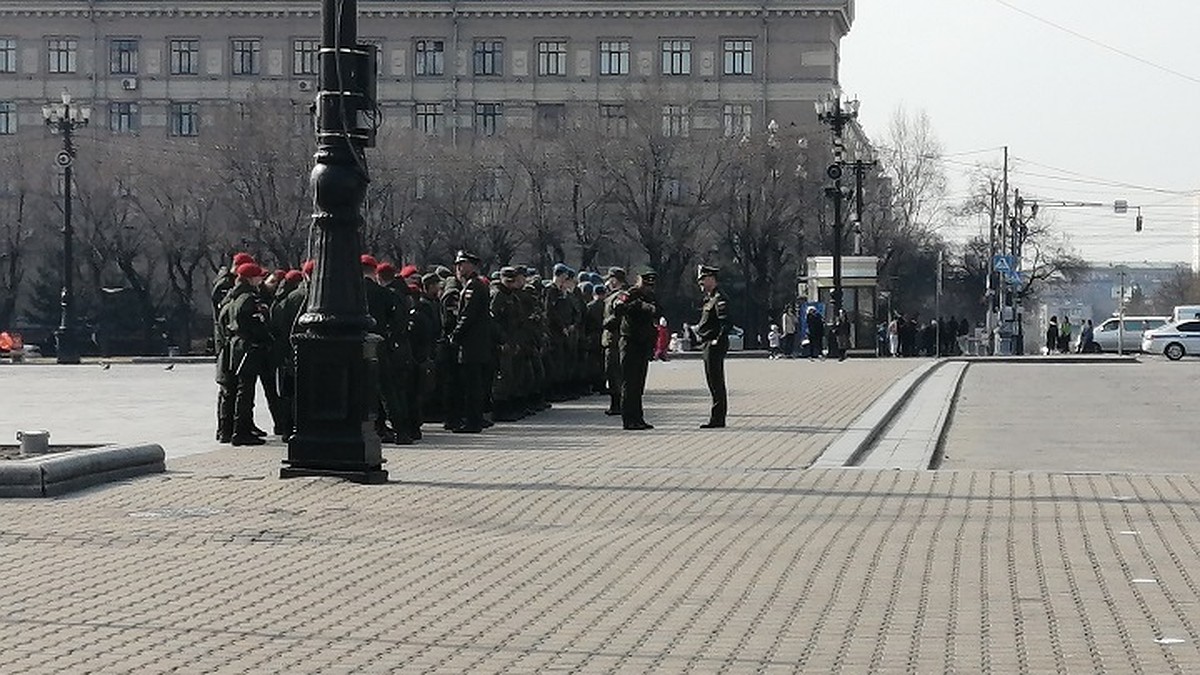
left=998, top=145, right=1009, bottom=355
left=985, top=178, right=997, bottom=349
left=282, top=0, right=386, bottom=483
left=42, top=90, right=91, bottom=365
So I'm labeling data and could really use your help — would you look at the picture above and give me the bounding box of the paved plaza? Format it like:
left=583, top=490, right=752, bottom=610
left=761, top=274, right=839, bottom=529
left=3, top=358, right=1200, bottom=673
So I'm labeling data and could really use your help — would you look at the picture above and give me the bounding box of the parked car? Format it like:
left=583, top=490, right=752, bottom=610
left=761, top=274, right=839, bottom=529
left=1141, top=319, right=1200, bottom=360
left=1091, top=316, right=1169, bottom=353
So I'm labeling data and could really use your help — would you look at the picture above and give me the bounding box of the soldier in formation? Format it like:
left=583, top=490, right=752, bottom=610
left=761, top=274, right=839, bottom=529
left=214, top=250, right=710, bottom=444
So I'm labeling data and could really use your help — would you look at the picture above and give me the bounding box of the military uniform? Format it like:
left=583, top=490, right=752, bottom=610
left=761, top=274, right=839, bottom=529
left=601, top=267, right=628, bottom=416
left=450, top=251, right=492, bottom=433
left=490, top=268, right=524, bottom=422
left=269, top=276, right=307, bottom=440
left=365, top=271, right=409, bottom=444
left=222, top=275, right=271, bottom=445
left=695, top=265, right=732, bottom=428
left=613, top=270, right=659, bottom=430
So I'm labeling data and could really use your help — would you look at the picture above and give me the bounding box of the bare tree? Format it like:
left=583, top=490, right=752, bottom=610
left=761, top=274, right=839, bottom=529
left=882, top=106, right=947, bottom=239
left=213, top=95, right=312, bottom=267
left=0, top=141, right=50, bottom=328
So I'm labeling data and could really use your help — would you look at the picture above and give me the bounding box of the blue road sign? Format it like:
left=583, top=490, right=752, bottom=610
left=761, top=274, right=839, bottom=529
left=993, top=254, right=1016, bottom=275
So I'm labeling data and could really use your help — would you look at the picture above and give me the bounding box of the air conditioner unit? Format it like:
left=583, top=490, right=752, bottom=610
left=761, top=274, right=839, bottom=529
left=120, top=77, right=138, bottom=91
left=297, top=80, right=313, bottom=92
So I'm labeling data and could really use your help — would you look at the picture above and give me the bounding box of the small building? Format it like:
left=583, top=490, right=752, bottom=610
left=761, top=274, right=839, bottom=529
left=805, top=255, right=878, bottom=353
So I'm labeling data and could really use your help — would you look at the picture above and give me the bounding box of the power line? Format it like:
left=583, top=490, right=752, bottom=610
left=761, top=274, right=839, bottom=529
left=988, top=0, right=1200, bottom=86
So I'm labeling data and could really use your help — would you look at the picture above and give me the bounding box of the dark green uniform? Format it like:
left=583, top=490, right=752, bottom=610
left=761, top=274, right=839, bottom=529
left=365, top=277, right=408, bottom=443
left=601, top=286, right=625, bottom=415
left=222, top=282, right=270, bottom=443
left=695, top=287, right=732, bottom=427
left=269, top=281, right=307, bottom=440
left=490, top=279, right=522, bottom=421
left=613, top=285, right=658, bottom=430
left=451, top=275, right=492, bottom=432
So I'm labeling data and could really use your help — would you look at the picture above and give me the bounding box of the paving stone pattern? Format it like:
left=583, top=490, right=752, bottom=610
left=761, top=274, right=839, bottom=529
left=4, top=360, right=1200, bottom=673
left=942, top=360, right=1200, bottom=473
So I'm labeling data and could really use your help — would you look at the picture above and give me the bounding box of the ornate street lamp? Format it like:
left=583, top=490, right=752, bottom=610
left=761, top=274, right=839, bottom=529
left=42, top=89, right=91, bottom=364
left=281, top=0, right=386, bottom=483
left=815, top=91, right=860, bottom=323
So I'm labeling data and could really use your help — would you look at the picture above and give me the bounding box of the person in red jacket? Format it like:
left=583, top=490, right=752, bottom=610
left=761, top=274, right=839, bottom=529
left=654, top=317, right=671, bottom=361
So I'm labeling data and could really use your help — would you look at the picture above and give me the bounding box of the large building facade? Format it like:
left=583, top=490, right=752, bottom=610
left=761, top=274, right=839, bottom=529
left=0, top=0, right=854, bottom=143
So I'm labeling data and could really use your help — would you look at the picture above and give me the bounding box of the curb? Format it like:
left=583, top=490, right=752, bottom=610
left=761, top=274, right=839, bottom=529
left=0, top=444, right=166, bottom=498
left=950, top=355, right=1140, bottom=364
left=810, top=361, right=945, bottom=469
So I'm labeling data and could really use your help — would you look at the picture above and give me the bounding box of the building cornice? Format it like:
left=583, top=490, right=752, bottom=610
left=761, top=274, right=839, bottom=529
left=0, top=1, right=853, bottom=32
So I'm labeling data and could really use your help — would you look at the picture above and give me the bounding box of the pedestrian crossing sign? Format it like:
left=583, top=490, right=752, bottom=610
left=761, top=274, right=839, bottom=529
left=992, top=255, right=1016, bottom=275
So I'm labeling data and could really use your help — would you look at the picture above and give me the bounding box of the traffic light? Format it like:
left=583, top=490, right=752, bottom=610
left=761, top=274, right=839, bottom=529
left=1136, top=215, right=1143, bottom=232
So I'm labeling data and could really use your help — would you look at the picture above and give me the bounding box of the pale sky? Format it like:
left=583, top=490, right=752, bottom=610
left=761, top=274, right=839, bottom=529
left=840, top=0, right=1200, bottom=266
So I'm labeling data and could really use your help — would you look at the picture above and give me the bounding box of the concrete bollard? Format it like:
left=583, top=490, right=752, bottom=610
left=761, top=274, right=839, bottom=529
left=17, top=430, right=50, bottom=455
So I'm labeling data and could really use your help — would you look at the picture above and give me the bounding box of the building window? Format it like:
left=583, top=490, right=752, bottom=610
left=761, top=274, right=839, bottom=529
left=599, top=40, right=630, bottom=76
left=473, top=40, right=502, bottom=76
left=110, top=39, right=138, bottom=75
left=231, top=39, right=260, bottom=75
left=537, top=41, right=567, bottom=76
left=723, top=103, right=753, bottom=137
left=661, top=39, right=691, bottom=76
left=475, top=103, right=502, bottom=137
left=109, top=102, right=139, bottom=134
left=415, top=103, right=443, bottom=136
left=169, top=102, right=199, bottom=136
left=415, top=40, right=444, bottom=76
left=293, top=39, right=319, bottom=75
left=724, top=39, right=753, bottom=75
left=666, top=178, right=684, bottom=203
left=661, top=105, right=689, bottom=137
left=535, top=103, right=566, bottom=138
left=48, top=38, right=77, bottom=74
left=600, top=104, right=627, bottom=135
left=0, top=102, right=15, bottom=135
left=0, top=39, right=14, bottom=74
left=170, top=39, right=199, bottom=75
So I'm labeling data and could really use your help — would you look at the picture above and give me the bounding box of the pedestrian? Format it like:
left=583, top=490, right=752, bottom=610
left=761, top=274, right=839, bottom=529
left=780, top=305, right=797, bottom=357
left=1078, top=318, right=1095, bottom=354
left=1058, top=317, right=1072, bottom=354
left=887, top=314, right=900, bottom=357
left=804, top=306, right=825, bottom=360
left=1045, top=315, right=1058, bottom=355
left=833, top=308, right=852, bottom=361
left=767, top=324, right=782, bottom=358
left=654, top=317, right=670, bottom=361
left=695, top=265, right=731, bottom=428
left=613, top=267, right=659, bottom=431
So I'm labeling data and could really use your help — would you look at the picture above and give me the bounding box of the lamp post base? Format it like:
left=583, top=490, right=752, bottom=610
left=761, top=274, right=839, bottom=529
left=54, top=328, right=80, bottom=365
left=282, top=332, right=387, bottom=484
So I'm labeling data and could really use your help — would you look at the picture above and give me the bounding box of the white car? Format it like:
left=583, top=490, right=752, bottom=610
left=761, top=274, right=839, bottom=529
left=1091, top=316, right=1168, bottom=353
left=1141, top=319, right=1200, bottom=360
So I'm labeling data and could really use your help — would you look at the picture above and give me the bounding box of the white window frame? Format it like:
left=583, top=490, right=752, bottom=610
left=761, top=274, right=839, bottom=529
left=660, top=39, right=691, bottom=76
left=599, top=40, right=630, bottom=76
left=537, top=40, right=568, bottom=76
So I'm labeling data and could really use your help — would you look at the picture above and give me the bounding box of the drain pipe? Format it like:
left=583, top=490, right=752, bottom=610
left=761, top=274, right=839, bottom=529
left=450, top=0, right=460, bottom=148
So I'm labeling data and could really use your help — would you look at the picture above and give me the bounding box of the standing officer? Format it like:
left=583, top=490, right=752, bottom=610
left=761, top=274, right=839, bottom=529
left=601, top=267, right=627, bottom=416
left=613, top=267, right=658, bottom=431
left=450, top=250, right=491, bottom=433
left=695, top=265, right=732, bottom=428
left=270, top=269, right=307, bottom=441
left=220, top=263, right=270, bottom=446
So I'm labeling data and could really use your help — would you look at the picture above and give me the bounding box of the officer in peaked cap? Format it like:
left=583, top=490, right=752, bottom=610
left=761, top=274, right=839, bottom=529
left=695, top=264, right=732, bottom=429
left=612, top=265, right=659, bottom=430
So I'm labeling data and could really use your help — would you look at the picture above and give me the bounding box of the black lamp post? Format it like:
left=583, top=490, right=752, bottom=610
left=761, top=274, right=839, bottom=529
left=281, top=0, right=386, bottom=483
left=42, top=90, right=90, bottom=365
left=815, top=92, right=860, bottom=321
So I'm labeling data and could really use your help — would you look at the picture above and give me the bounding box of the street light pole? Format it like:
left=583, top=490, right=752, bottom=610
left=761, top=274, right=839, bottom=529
left=282, top=0, right=386, bottom=483
left=42, top=90, right=90, bottom=365
left=816, top=92, right=861, bottom=352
